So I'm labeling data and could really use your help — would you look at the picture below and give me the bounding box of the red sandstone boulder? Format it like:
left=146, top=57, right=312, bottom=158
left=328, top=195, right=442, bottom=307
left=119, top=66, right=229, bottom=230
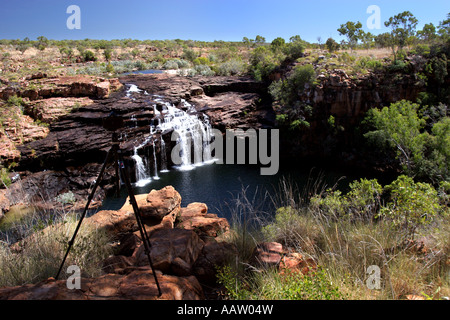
left=134, top=228, right=204, bottom=277
left=85, top=210, right=137, bottom=238
left=250, top=242, right=284, bottom=268
left=193, top=240, right=237, bottom=285
left=0, top=268, right=204, bottom=300
left=279, top=253, right=317, bottom=276
left=141, top=186, right=181, bottom=220
left=177, top=202, right=230, bottom=238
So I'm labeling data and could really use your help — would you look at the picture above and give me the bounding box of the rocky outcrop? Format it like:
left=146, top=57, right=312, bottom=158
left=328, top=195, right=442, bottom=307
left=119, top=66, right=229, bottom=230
left=0, top=76, right=122, bottom=167
left=0, top=101, right=50, bottom=164
left=0, top=186, right=234, bottom=300
left=177, top=202, right=230, bottom=238
left=278, top=65, right=426, bottom=169
left=0, top=268, right=204, bottom=300
left=3, top=73, right=274, bottom=214
left=24, top=97, right=94, bottom=124
left=0, top=75, right=123, bottom=101
left=119, top=74, right=275, bottom=131
left=249, top=241, right=317, bottom=275
left=312, top=69, right=424, bottom=123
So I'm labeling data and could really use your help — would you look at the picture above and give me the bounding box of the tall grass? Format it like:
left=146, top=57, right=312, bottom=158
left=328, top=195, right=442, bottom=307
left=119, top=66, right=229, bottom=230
left=218, top=176, right=450, bottom=300
left=0, top=188, right=112, bottom=288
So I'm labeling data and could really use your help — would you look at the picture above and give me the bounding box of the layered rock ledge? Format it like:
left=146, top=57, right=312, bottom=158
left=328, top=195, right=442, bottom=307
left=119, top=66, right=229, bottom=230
left=0, top=186, right=234, bottom=300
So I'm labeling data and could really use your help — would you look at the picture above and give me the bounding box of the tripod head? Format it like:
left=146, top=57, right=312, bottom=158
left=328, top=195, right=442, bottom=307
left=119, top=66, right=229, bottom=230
left=102, top=111, right=124, bottom=132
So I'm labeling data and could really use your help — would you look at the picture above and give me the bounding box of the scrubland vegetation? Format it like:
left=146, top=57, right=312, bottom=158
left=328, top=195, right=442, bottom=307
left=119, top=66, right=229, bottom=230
left=0, top=11, right=449, bottom=300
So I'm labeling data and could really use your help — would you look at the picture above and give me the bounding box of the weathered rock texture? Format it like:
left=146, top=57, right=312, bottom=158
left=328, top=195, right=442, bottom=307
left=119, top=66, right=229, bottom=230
left=0, top=268, right=204, bottom=300
left=0, top=186, right=233, bottom=300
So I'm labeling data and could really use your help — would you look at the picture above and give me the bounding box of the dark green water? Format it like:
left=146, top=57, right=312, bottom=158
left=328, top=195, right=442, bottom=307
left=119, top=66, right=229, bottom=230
left=100, top=161, right=373, bottom=221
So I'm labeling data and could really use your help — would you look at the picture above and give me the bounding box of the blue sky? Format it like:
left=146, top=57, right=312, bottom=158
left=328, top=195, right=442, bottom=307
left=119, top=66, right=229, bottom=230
left=0, top=0, right=448, bottom=43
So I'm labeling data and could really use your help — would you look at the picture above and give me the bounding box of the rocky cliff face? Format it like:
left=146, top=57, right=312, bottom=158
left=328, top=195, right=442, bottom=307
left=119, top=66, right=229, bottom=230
left=1, top=73, right=274, bottom=211
left=279, top=68, right=425, bottom=168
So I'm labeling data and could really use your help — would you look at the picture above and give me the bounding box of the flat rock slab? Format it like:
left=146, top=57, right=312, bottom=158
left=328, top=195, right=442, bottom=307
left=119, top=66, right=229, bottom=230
left=0, top=267, right=204, bottom=300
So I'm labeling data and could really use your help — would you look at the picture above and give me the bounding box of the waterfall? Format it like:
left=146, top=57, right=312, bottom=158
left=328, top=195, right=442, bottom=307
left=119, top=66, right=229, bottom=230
left=152, top=140, right=160, bottom=180
left=126, top=84, right=142, bottom=100
left=131, top=147, right=151, bottom=187
left=126, top=85, right=215, bottom=185
left=160, top=138, right=169, bottom=172
left=155, top=98, right=214, bottom=171
left=131, top=115, right=137, bottom=128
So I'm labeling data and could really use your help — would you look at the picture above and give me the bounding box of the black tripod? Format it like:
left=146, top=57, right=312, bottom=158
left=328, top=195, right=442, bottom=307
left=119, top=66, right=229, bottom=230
left=55, top=113, right=162, bottom=297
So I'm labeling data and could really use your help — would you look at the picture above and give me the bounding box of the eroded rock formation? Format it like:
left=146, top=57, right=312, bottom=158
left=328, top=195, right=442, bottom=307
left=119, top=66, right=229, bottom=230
left=0, top=186, right=233, bottom=300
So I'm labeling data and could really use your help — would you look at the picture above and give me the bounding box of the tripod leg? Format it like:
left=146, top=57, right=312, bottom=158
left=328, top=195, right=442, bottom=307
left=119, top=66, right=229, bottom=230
left=114, top=151, right=121, bottom=197
left=55, top=146, right=115, bottom=280
left=118, top=152, right=162, bottom=297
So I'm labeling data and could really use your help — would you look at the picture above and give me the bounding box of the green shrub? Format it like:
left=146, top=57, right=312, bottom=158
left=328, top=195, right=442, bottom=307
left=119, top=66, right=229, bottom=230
left=162, top=60, right=179, bottom=70
left=309, top=178, right=383, bottom=222
left=103, top=48, right=113, bottom=61
left=261, top=207, right=308, bottom=246
left=414, top=44, right=431, bottom=57
left=355, top=57, right=384, bottom=73
left=387, top=60, right=409, bottom=73
left=188, top=64, right=215, bottom=76
left=250, top=46, right=281, bottom=81
left=216, top=265, right=343, bottom=300
left=338, top=52, right=356, bottom=65
left=6, top=95, right=24, bottom=108
left=269, top=64, right=316, bottom=106
left=193, top=57, right=209, bottom=65
left=54, top=191, right=76, bottom=205
left=182, top=48, right=198, bottom=62
left=379, top=175, right=440, bottom=237
left=310, top=189, right=347, bottom=220
left=0, top=167, right=11, bottom=188
left=163, top=59, right=190, bottom=70
left=364, top=100, right=450, bottom=182
left=275, top=113, right=289, bottom=126
left=216, top=59, right=247, bottom=76
left=326, top=38, right=339, bottom=53
left=106, top=62, right=114, bottom=73
left=82, top=50, right=96, bottom=62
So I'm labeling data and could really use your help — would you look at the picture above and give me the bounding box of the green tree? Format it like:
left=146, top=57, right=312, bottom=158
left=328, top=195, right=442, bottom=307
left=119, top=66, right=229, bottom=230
left=82, top=50, right=96, bottom=62
left=364, top=100, right=428, bottom=175
left=325, top=38, right=339, bottom=53
left=417, top=23, right=437, bottom=43
left=364, top=100, right=450, bottom=182
left=375, top=32, right=392, bottom=48
left=430, top=117, right=450, bottom=180
left=384, top=11, right=418, bottom=61
left=35, top=36, right=49, bottom=51
left=242, top=37, right=252, bottom=48
left=360, top=31, right=374, bottom=51
left=182, top=48, right=198, bottom=62
left=103, top=48, right=113, bottom=61
left=438, top=13, right=450, bottom=39
left=379, top=175, right=439, bottom=237
left=271, top=37, right=286, bottom=52
left=254, top=35, right=266, bottom=46
left=285, top=36, right=306, bottom=59
left=337, top=21, right=363, bottom=50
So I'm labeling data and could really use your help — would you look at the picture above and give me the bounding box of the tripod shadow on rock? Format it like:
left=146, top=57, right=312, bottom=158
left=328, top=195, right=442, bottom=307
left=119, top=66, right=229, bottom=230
left=0, top=186, right=236, bottom=300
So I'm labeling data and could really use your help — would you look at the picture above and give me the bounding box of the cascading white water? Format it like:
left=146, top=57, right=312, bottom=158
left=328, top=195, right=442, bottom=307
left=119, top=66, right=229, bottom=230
left=130, top=115, right=137, bottom=128
left=155, top=98, right=214, bottom=171
left=160, top=138, right=169, bottom=172
left=125, top=84, right=214, bottom=185
left=131, top=147, right=151, bottom=187
left=152, top=140, right=160, bottom=180
left=126, top=84, right=142, bottom=100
